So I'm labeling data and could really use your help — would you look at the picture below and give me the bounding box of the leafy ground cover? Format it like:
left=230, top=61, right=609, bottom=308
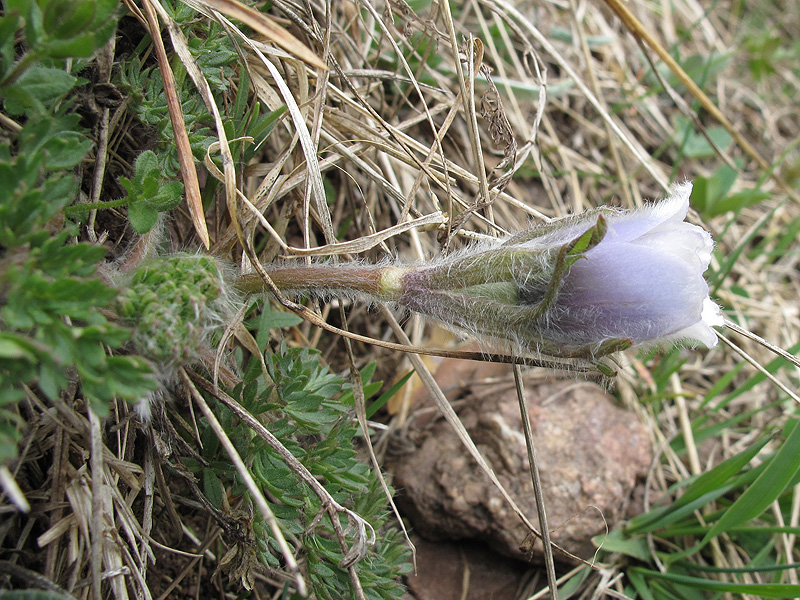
left=1, top=0, right=799, bottom=598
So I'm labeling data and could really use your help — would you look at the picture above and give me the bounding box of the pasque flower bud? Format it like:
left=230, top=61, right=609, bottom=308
left=396, top=182, right=722, bottom=357
left=239, top=182, right=723, bottom=360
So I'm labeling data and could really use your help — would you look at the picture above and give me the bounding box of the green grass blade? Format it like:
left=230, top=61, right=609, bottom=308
left=700, top=418, right=800, bottom=546
left=626, top=434, right=772, bottom=535
left=630, top=567, right=800, bottom=597
left=366, top=370, right=414, bottom=419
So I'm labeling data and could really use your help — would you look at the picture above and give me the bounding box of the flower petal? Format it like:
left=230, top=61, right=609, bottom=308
left=633, top=224, right=714, bottom=271
left=604, top=182, right=693, bottom=243
left=543, top=241, right=710, bottom=346
left=657, top=298, right=724, bottom=347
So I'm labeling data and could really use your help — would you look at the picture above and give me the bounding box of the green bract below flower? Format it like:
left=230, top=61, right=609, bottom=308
left=238, top=182, right=723, bottom=360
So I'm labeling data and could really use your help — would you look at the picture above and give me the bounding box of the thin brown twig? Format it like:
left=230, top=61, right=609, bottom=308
left=179, top=369, right=308, bottom=596
left=513, top=364, right=558, bottom=599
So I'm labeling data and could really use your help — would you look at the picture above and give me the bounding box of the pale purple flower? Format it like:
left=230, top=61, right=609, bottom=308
left=398, top=182, right=723, bottom=358
left=249, top=182, right=723, bottom=360
left=528, top=182, right=723, bottom=351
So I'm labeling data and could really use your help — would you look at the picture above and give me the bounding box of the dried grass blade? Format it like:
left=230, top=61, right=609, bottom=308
left=89, top=408, right=104, bottom=600
left=0, top=465, right=29, bottom=513
left=141, top=0, right=209, bottom=249
left=193, top=0, right=327, bottom=70
left=250, top=49, right=334, bottom=242
left=482, top=0, right=670, bottom=192
left=567, top=0, right=633, bottom=208
left=441, top=0, right=490, bottom=207
left=724, top=319, right=800, bottom=371
left=158, top=4, right=239, bottom=252
left=283, top=211, right=446, bottom=256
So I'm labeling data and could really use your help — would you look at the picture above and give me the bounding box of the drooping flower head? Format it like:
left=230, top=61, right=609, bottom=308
left=397, top=182, right=722, bottom=358
left=237, top=182, right=723, bottom=362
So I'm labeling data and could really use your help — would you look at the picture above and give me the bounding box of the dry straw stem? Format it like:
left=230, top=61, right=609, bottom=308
left=198, top=0, right=327, bottom=70
left=22, top=388, right=154, bottom=600
left=87, top=37, right=117, bottom=241
left=512, top=364, right=559, bottom=596
left=140, top=0, right=209, bottom=249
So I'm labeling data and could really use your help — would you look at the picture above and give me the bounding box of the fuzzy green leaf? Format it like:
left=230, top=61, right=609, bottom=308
left=133, top=149, right=159, bottom=180
left=128, top=202, right=159, bottom=233
left=3, top=66, right=76, bottom=114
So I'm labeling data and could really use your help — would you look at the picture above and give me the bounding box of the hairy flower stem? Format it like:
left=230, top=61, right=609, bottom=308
left=230, top=183, right=722, bottom=359
left=235, top=265, right=407, bottom=301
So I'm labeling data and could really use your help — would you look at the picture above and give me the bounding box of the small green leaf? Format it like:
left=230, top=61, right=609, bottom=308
left=258, top=304, right=303, bottom=332
left=204, top=469, right=226, bottom=508
left=3, top=66, right=76, bottom=114
left=691, top=165, right=739, bottom=217
left=0, top=334, right=37, bottom=360
left=595, top=528, right=651, bottom=561
left=40, top=130, right=93, bottom=170
left=128, top=202, right=159, bottom=233
left=118, top=176, right=133, bottom=193
left=711, top=189, right=772, bottom=216
left=366, top=370, right=413, bottom=419
left=141, top=175, right=160, bottom=198
left=566, top=214, right=607, bottom=258
left=39, top=0, right=120, bottom=58
left=134, top=149, right=159, bottom=177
